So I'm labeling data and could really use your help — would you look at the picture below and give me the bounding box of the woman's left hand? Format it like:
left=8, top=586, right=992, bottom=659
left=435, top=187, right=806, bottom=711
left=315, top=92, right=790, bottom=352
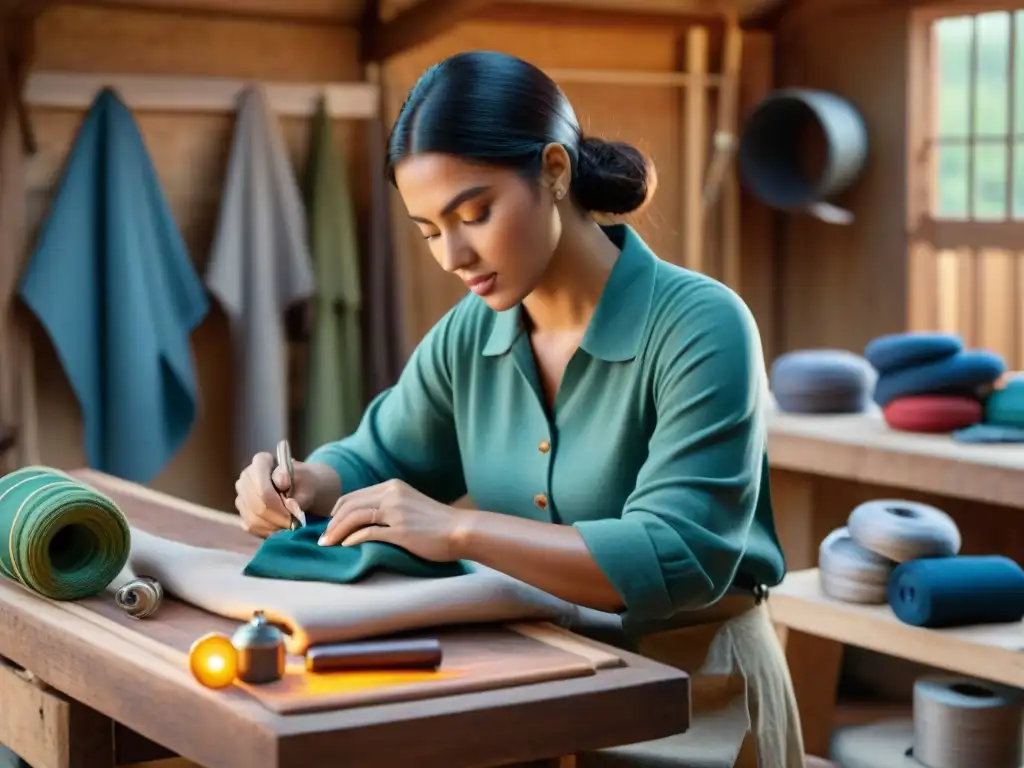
left=318, top=479, right=468, bottom=562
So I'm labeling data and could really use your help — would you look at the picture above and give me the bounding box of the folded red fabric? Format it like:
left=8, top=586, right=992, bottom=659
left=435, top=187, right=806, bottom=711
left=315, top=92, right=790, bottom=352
left=883, top=395, right=982, bottom=433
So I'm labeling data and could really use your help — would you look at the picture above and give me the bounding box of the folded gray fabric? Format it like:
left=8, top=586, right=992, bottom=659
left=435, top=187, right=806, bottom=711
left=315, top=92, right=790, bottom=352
left=122, top=528, right=620, bottom=654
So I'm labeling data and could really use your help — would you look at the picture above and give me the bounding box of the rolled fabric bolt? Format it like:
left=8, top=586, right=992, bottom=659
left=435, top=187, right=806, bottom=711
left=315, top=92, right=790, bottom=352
left=818, top=527, right=895, bottom=604
left=0, top=466, right=131, bottom=600
left=847, top=499, right=961, bottom=563
left=888, top=555, right=1024, bottom=629
left=913, top=675, right=1024, bottom=768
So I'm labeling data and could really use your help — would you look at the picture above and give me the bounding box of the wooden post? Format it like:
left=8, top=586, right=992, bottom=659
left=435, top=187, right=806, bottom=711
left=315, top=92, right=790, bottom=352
left=719, top=21, right=744, bottom=293
left=682, top=26, right=708, bottom=273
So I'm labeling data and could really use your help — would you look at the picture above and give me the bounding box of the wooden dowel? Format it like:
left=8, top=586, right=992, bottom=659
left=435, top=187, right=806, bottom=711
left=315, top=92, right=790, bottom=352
left=682, top=26, right=708, bottom=273
left=24, top=71, right=380, bottom=119
left=546, top=67, right=724, bottom=89
left=719, top=22, right=744, bottom=293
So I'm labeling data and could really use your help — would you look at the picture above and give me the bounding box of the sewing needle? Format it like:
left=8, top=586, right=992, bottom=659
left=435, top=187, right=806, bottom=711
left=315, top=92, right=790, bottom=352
left=274, top=439, right=305, bottom=530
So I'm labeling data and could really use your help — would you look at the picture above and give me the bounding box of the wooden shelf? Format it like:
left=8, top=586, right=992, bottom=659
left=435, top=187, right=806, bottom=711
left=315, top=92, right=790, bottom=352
left=767, top=409, right=1024, bottom=508
left=770, top=569, right=1024, bottom=688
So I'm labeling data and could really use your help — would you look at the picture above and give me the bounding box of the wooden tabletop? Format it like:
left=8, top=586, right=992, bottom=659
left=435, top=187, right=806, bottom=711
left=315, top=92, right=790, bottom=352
left=770, top=569, right=1024, bottom=689
left=767, top=409, right=1024, bottom=507
left=0, top=469, right=689, bottom=768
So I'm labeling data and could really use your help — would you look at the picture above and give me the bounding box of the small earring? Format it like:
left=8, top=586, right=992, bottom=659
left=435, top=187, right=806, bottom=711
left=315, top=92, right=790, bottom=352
left=554, top=188, right=564, bottom=200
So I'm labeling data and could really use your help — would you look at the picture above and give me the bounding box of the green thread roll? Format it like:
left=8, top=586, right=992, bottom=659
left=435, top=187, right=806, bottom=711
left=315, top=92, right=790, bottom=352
left=0, top=466, right=131, bottom=600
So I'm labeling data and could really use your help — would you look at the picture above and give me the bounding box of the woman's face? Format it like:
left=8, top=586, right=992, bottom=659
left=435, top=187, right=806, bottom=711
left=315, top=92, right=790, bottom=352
left=393, top=152, right=564, bottom=311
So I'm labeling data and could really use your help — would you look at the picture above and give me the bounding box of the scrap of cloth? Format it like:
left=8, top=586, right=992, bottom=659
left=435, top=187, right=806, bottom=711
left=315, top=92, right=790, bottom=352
left=125, top=527, right=605, bottom=654
left=18, top=88, right=209, bottom=483
left=242, top=518, right=469, bottom=582
left=301, top=97, right=363, bottom=452
left=205, top=85, right=315, bottom=470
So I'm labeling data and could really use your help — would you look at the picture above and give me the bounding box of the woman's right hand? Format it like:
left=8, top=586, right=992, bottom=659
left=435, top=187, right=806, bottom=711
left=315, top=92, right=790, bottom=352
left=234, top=453, right=341, bottom=538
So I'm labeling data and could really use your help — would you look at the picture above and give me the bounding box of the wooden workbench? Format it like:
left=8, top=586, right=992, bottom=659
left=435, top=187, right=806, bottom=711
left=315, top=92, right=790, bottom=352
left=770, top=569, right=1024, bottom=757
left=0, top=470, right=689, bottom=768
left=766, top=409, right=1024, bottom=571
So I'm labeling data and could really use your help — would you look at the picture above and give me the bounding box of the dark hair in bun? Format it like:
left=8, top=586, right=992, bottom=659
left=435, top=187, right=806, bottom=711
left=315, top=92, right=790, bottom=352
left=387, top=50, right=656, bottom=216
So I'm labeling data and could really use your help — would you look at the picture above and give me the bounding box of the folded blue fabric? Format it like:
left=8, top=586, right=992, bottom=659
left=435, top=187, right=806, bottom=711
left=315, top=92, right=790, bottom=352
left=984, top=377, right=1024, bottom=428
left=18, top=89, right=210, bottom=482
left=864, top=332, right=962, bottom=375
left=770, top=349, right=874, bottom=414
left=873, top=350, right=1006, bottom=408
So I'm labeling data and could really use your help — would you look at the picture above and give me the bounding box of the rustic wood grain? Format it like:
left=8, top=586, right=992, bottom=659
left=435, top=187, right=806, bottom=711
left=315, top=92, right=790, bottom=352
left=0, top=469, right=689, bottom=767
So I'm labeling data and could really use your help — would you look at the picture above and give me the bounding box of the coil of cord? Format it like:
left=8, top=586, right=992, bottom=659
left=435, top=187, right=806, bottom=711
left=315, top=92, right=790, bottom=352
left=847, top=500, right=962, bottom=563
left=818, top=527, right=897, bottom=604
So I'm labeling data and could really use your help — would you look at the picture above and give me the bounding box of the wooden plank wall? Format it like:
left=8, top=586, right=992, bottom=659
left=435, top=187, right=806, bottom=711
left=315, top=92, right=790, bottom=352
left=773, top=5, right=911, bottom=356
left=26, top=5, right=366, bottom=509
left=382, top=17, right=780, bottom=360
left=22, top=6, right=778, bottom=509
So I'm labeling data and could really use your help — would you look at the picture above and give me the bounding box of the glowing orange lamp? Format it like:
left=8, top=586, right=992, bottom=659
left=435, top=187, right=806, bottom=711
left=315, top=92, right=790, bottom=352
left=189, top=632, right=238, bottom=689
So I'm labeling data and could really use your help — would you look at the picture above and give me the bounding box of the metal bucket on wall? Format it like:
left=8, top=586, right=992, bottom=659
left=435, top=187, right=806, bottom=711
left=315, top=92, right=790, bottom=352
left=737, top=88, right=868, bottom=225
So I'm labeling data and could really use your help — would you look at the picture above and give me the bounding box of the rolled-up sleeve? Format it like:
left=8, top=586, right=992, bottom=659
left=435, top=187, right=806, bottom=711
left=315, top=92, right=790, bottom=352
left=574, top=285, right=768, bottom=621
left=306, top=304, right=466, bottom=505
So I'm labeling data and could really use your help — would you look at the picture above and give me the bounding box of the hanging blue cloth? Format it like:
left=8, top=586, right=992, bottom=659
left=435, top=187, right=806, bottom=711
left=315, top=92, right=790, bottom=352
left=18, top=88, right=209, bottom=483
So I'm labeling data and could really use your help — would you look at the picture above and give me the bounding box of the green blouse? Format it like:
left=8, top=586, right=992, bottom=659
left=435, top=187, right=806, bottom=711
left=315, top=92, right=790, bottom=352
left=307, top=224, right=786, bottom=624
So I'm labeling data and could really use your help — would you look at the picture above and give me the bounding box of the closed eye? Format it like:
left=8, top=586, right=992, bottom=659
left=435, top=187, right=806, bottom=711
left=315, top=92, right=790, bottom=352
left=421, top=207, right=491, bottom=241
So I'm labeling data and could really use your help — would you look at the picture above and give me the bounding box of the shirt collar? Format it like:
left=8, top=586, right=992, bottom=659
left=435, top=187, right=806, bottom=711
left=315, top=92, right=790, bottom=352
left=482, top=224, right=658, bottom=362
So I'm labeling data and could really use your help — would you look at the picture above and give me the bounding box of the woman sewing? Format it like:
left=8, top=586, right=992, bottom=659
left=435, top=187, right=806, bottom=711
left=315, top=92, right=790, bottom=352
left=235, top=50, right=804, bottom=768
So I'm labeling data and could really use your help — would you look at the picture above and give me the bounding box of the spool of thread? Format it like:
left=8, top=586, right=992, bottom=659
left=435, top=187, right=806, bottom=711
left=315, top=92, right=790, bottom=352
left=847, top=499, right=961, bottom=563
left=913, top=675, right=1023, bottom=768
left=818, top=527, right=895, bottom=604
left=114, top=576, right=164, bottom=619
left=888, top=555, right=1024, bottom=629
left=0, top=466, right=131, bottom=600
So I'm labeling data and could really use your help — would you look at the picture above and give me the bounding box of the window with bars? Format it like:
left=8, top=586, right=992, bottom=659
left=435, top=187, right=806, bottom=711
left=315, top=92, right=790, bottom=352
left=933, top=11, right=1023, bottom=221
left=908, top=6, right=1024, bottom=371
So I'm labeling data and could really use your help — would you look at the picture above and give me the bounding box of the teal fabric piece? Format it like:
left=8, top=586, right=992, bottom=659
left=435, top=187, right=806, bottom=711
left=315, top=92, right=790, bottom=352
left=243, top=518, right=469, bottom=582
left=984, top=377, right=1024, bottom=428
left=17, top=89, right=209, bottom=483
left=306, top=224, right=785, bottom=625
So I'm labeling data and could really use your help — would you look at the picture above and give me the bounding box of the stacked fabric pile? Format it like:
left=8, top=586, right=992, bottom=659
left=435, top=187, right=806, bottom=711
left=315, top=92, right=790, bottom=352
left=818, top=498, right=1024, bottom=630
left=769, top=349, right=876, bottom=414
left=863, top=332, right=1006, bottom=433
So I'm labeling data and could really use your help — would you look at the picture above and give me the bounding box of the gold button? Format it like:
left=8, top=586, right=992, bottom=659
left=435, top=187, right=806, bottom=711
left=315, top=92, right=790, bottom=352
left=534, top=493, right=548, bottom=510
left=538, top=440, right=551, bottom=453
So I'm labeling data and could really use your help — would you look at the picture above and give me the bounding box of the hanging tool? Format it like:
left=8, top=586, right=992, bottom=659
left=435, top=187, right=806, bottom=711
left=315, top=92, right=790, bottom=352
left=273, top=439, right=305, bottom=530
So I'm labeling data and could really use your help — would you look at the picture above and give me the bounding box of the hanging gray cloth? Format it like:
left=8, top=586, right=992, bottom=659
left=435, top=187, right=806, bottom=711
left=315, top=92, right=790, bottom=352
left=363, top=113, right=406, bottom=398
left=205, top=85, right=315, bottom=471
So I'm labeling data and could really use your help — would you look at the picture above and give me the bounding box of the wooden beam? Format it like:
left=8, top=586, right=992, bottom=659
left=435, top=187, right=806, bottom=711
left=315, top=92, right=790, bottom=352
left=362, top=0, right=496, bottom=62
left=24, top=71, right=380, bottom=118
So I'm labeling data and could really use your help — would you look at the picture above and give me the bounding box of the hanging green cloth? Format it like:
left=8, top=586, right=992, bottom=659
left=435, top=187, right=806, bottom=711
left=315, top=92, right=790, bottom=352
left=301, top=98, right=364, bottom=455
left=242, top=518, right=468, bottom=583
